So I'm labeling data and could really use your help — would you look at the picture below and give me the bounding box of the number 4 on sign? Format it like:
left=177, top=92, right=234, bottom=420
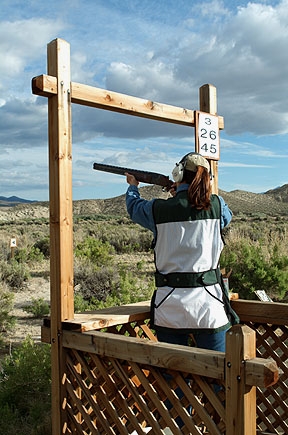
left=195, top=111, right=220, bottom=160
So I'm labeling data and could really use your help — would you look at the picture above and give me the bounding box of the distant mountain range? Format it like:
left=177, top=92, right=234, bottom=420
left=0, top=196, right=37, bottom=207
left=0, top=184, right=288, bottom=218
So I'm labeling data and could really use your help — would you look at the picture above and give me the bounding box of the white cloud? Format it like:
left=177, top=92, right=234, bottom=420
left=219, top=162, right=272, bottom=168
left=221, top=139, right=288, bottom=158
left=192, top=0, right=231, bottom=19
left=0, top=18, right=63, bottom=95
left=99, top=1, right=288, bottom=136
left=0, top=18, right=63, bottom=75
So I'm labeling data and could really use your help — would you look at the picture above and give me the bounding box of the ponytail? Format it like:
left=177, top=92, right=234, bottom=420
left=184, top=166, right=211, bottom=210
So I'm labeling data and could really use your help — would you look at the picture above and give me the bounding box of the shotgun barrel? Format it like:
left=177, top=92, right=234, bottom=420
left=93, top=162, right=173, bottom=190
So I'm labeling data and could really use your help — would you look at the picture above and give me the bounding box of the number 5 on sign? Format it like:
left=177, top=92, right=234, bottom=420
left=195, top=111, right=220, bottom=160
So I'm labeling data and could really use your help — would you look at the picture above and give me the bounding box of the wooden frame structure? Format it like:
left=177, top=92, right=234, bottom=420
left=32, top=39, right=284, bottom=434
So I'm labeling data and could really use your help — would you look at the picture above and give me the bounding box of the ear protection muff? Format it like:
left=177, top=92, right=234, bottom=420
left=172, top=153, right=191, bottom=182
left=172, top=161, right=185, bottom=182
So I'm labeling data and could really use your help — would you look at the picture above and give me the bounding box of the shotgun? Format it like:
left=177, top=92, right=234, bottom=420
left=93, top=162, right=173, bottom=190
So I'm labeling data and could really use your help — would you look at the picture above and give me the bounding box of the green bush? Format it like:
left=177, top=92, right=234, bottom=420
left=33, top=237, right=50, bottom=258
left=23, top=297, right=50, bottom=318
left=74, top=262, right=118, bottom=302
left=75, top=237, right=114, bottom=266
left=86, top=266, right=154, bottom=309
left=0, top=282, right=15, bottom=348
left=221, top=240, right=288, bottom=300
left=0, top=337, right=51, bottom=435
left=74, top=292, right=99, bottom=313
left=99, top=226, right=152, bottom=253
left=74, top=262, right=155, bottom=311
left=0, top=260, right=30, bottom=290
left=14, top=246, right=44, bottom=264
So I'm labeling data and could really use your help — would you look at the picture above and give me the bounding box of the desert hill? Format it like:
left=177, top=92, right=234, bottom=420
left=264, top=184, right=288, bottom=203
left=0, top=195, right=36, bottom=207
left=0, top=184, right=288, bottom=222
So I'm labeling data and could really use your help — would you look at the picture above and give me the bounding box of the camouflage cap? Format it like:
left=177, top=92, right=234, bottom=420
left=184, top=153, right=210, bottom=172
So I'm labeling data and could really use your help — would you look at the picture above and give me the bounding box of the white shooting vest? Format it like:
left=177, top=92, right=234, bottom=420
left=151, top=191, right=230, bottom=332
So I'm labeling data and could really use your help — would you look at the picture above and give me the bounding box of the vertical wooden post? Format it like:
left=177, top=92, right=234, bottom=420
left=47, top=38, right=74, bottom=435
left=199, top=84, right=218, bottom=194
left=226, top=325, right=257, bottom=435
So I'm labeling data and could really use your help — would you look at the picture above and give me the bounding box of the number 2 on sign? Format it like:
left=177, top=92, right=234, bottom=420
left=197, top=113, right=220, bottom=159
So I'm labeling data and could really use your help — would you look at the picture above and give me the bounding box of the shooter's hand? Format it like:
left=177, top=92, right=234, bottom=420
left=169, top=182, right=177, bottom=197
left=125, top=172, right=139, bottom=187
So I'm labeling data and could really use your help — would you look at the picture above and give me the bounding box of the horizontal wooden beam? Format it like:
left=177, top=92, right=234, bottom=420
left=231, top=300, right=288, bottom=326
left=63, top=329, right=225, bottom=380
left=32, top=74, right=224, bottom=128
left=62, top=329, right=278, bottom=387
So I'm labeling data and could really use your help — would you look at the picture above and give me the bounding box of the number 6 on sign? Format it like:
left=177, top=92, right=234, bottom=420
left=195, top=111, right=220, bottom=160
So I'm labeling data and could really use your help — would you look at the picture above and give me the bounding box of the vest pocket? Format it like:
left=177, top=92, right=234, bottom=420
left=154, top=287, right=176, bottom=309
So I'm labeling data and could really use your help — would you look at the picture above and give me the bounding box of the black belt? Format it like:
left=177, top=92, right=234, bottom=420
left=155, top=268, right=221, bottom=288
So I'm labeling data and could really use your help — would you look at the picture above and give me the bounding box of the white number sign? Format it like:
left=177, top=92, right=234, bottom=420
left=10, top=238, right=17, bottom=248
left=197, top=112, right=220, bottom=160
left=255, top=290, right=273, bottom=302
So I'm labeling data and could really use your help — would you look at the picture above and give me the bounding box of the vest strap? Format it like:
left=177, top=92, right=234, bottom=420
left=155, top=268, right=221, bottom=288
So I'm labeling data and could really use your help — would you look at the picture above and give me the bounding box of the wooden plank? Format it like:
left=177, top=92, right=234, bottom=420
left=47, top=38, right=74, bottom=435
left=62, top=301, right=150, bottom=331
left=199, top=84, right=219, bottom=194
left=245, top=356, right=279, bottom=388
left=231, top=300, right=288, bottom=325
left=32, top=74, right=225, bottom=128
left=61, top=329, right=277, bottom=387
left=226, top=325, right=257, bottom=435
left=63, top=329, right=225, bottom=380
left=41, top=325, right=51, bottom=343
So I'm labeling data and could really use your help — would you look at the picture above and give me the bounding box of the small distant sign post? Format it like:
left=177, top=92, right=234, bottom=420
left=10, top=237, right=17, bottom=259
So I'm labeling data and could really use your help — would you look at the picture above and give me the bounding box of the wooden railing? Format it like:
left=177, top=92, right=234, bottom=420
left=42, top=299, right=286, bottom=434
left=231, top=300, right=288, bottom=434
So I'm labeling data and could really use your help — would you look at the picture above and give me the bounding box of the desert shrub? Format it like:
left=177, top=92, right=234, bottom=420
left=0, top=282, right=15, bottom=348
left=74, top=262, right=155, bottom=310
left=0, top=337, right=51, bottom=435
left=74, top=261, right=118, bottom=302
left=75, top=237, right=114, bottom=266
left=86, top=222, right=153, bottom=253
left=100, top=226, right=152, bottom=253
left=74, top=292, right=99, bottom=313
left=0, top=240, right=10, bottom=261
left=23, top=297, right=50, bottom=318
left=108, top=266, right=154, bottom=306
left=33, top=237, right=50, bottom=258
left=0, top=260, right=30, bottom=290
left=14, top=246, right=44, bottom=263
left=221, top=239, right=288, bottom=300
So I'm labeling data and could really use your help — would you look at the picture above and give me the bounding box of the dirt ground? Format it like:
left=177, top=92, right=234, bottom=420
left=5, top=252, right=154, bottom=351
left=7, top=276, right=50, bottom=348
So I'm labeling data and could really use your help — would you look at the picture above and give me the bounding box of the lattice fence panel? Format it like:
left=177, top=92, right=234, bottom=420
left=105, top=320, right=157, bottom=342
left=63, top=347, right=226, bottom=434
left=244, top=322, right=288, bottom=435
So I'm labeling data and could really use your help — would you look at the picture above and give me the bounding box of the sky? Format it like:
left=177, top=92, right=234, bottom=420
left=0, top=0, right=287, bottom=201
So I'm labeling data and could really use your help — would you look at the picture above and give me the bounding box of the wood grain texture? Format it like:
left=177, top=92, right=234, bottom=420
left=32, top=74, right=225, bottom=128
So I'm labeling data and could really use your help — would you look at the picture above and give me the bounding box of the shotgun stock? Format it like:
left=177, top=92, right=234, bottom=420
left=93, top=162, right=173, bottom=190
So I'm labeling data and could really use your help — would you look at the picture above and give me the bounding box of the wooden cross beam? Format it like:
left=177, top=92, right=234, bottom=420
left=32, top=74, right=224, bottom=130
